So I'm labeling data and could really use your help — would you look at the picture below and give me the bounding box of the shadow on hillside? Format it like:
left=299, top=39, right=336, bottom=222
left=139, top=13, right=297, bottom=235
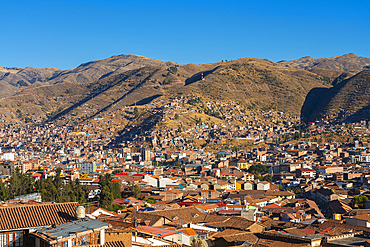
left=46, top=73, right=131, bottom=123
left=99, top=71, right=116, bottom=80
left=130, top=94, right=162, bottom=106
left=83, top=70, right=160, bottom=122
left=300, top=87, right=329, bottom=122
left=343, top=104, right=370, bottom=123
left=185, top=67, right=220, bottom=85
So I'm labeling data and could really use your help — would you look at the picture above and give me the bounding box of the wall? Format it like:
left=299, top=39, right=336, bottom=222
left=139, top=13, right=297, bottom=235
left=105, top=231, right=132, bottom=247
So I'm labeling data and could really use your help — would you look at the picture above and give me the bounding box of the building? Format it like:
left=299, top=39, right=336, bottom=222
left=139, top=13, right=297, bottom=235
left=296, top=168, right=316, bottom=178
left=141, top=148, right=151, bottom=162
left=80, top=162, right=96, bottom=174
left=31, top=218, right=111, bottom=247
left=0, top=161, right=21, bottom=175
left=0, top=202, right=78, bottom=247
left=346, top=214, right=370, bottom=228
left=230, top=159, right=251, bottom=170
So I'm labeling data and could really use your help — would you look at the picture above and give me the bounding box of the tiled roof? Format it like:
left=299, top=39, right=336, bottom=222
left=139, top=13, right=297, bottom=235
left=146, top=206, right=208, bottom=224
left=221, top=232, right=259, bottom=244
left=0, top=202, right=78, bottom=231
left=125, top=211, right=163, bottom=226
left=104, top=241, right=128, bottom=247
left=87, top=241, right=127, bottom=247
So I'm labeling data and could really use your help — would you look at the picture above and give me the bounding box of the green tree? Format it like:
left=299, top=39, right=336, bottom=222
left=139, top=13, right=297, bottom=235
left=53, top=168, right=63, bottom=201
left=8, top=168, right=32, bottom=198
left=293, top=188, right=301, bottom=195
left=112, top=169, right=122, bottom=175
left=0, top=182, right=10, bottom=200
left=145, top=198, right=156, bottom=204
left=111, top=182, right=121, bottom=199
left=134, top=107, right=139, bottom=118
left=40, top=177, right=57, bottom=202
left=100, top=185, right=114, bottom=208
left=130, top=184, right=141, bottom=198
left=248, top=165, right=269, bottom=175
left=353, top=195, right=368, bottom=208
left=262, top=174, right=272, bottom=183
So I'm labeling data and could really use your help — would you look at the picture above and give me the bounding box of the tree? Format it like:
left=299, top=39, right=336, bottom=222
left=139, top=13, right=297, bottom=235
left=279, top=184, right=284, bottom=191
left=130, top=184, right=141, bottom=198
left=111, top=182, right=121, bottom=199
left=262, top=174, right=272, bottom=183
left=112, top=169, right=122, bottom=175
left=8, top=168, right=32, bottom=198
left=134, top=107, right=139, bottom=118
left=293, top=188, right=301, bottom=195
left=39, top=177, right=57, bottom=202
left=100, top=185, right=113, bottom=208
left=0, top=182, right=10, bottom=200
left=174, top=113, right=179, bottom=120
left=145, top=198, right=156, bottom=204
left=248, top=165, right=269, bottom=176
left=353, top=195, right=368, bottom=208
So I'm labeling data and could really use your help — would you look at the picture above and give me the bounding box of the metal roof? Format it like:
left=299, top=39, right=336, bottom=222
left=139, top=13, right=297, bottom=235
left=38, top=218, right=110, bottom=239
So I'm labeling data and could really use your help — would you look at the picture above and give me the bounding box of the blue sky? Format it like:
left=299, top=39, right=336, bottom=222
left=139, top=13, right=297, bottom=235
left=1, top=0, right=369, bottom=70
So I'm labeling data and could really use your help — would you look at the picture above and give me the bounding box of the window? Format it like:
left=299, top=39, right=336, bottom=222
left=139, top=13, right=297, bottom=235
left=58, top=242, right=67, bottom=247
left=0, top=232, right=24, bottom=247
left=72, top=232, right=100, bottom=246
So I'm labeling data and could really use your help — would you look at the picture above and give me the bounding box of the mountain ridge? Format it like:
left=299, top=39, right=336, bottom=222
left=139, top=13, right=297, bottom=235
left=278, top=53, right=370, bottom=74
left=0, top=54, right=178, bottom=98
left=0, top=58, right=332, bottom=124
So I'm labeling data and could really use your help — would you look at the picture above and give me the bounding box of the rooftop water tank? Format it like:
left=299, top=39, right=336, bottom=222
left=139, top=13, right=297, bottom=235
left=75, top=205, right=85, bottom=219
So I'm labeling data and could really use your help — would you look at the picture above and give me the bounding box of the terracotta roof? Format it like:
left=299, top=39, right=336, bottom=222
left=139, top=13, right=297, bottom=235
left=88, top=241, right=127, bottom=247
left=354, top=214, right=370, bottom=222
left=0, top=202, right=78, bottom=231
left=146, top=206, right=208, bottom=224
left=125, top=211, right=163, bottom=226
left=209, top=228, right=245, bottom=238
left=260, top=219, right=302, bottom=230
left=179, top=228, right=197, bottom=236
left=104, top=242, right=127, bottom=247
left=221, top=232, right=259, bottom=244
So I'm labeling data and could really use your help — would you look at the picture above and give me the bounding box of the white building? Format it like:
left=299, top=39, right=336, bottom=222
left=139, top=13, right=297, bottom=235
left=80, top=162, right=96, bottom=174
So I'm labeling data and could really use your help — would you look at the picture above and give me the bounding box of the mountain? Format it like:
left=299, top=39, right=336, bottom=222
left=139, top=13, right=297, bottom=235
left=45, top=54, right=178, bottom=84
left=301, top=69, right=370, bottom=122
left=278, top=53, right=370, bottom=74
left=0, top=58, right=331, bottom=124
left=0, top=55, right=177, bottom=99
left=0, top=66, right=61, bottom=98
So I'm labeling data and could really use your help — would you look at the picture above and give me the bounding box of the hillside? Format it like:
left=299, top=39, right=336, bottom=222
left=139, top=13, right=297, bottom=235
left=0, top=55, right=177, bottom=98
left=278, top=53, right=370, bottom=74
left=46, top=54, right=178, bottom=84
left=0, top=66, right=62, bottom=98
left=301, top=70, right=370, bottom=122
left=0, top=58, right=331, bottom=125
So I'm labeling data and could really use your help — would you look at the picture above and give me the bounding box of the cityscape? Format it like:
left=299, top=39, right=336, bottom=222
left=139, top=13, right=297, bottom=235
left=1, top=1, right=370, bottom=247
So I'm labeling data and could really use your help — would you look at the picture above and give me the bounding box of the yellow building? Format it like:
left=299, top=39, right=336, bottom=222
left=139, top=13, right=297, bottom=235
left=230, top=158, right=251, bottom=170
left=244, top=173, right=255, bottom=181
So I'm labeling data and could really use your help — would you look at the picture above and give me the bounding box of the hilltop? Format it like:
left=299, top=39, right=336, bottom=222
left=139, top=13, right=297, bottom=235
left=0, top=55, right=177, bottom=98
left=279, top=53, right=370, bottom=74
